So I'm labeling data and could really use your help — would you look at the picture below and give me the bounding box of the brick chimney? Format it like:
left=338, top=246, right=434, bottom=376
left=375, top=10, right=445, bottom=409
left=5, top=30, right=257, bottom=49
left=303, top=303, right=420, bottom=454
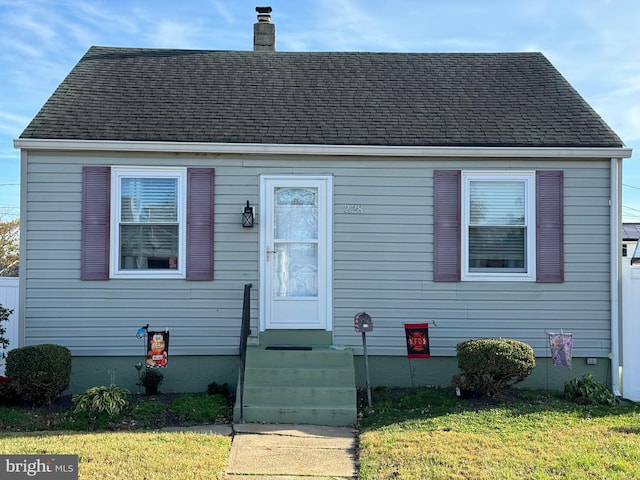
left=254, top=6, right=275, bottom=51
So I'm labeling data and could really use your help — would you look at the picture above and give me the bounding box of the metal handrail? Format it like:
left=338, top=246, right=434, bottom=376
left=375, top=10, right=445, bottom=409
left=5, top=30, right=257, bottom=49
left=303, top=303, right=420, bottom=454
left=238, top=283, right=252, bottom=423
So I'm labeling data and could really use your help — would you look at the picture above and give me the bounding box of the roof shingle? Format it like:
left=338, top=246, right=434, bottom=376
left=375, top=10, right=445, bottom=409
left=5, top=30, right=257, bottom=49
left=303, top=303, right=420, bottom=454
left=20, top=46, right=624, bottom=147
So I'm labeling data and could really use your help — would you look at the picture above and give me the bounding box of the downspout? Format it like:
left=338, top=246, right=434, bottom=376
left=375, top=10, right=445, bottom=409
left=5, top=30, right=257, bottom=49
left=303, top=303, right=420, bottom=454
left=610, top=157, right=621, bottom=396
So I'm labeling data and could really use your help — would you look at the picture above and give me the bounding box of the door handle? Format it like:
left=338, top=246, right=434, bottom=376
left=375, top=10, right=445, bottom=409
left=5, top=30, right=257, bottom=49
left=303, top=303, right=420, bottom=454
left=266, top=246, right=276, bottom=261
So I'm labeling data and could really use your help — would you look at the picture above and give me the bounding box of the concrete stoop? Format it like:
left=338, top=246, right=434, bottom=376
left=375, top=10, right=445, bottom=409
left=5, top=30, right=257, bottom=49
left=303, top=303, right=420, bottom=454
left=234, top=347, right=357, bottom=427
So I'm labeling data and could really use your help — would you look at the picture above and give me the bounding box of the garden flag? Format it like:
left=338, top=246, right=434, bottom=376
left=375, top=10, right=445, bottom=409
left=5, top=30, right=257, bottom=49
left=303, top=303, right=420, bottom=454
left=405, top=323, right=430, bottom=358
left=548, top=332, right=573, bottom=368
left=146, top=331, right=170, bottom=368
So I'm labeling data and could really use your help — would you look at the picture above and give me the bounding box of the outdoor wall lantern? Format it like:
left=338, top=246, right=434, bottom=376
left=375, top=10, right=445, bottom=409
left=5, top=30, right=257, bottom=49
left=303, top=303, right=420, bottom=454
left=242, top=201, right=255, bottom=228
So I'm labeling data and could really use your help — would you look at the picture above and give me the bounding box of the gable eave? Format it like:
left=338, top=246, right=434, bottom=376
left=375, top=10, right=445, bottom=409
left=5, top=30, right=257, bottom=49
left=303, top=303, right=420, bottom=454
left=12, top=138, right=633, bottom=159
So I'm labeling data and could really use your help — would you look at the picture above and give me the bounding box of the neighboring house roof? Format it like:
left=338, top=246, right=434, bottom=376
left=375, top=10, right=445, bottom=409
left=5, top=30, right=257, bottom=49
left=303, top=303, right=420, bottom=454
left=20, top=46, right=624, bottom=148
left=622, top=223, right=640, bottom=266
left=623, top=223, right=640, bottom=241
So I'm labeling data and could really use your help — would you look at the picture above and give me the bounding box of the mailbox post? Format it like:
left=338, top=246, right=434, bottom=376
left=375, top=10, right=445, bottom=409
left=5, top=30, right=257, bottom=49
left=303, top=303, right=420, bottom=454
left=354, top=312, right=373, bottom=409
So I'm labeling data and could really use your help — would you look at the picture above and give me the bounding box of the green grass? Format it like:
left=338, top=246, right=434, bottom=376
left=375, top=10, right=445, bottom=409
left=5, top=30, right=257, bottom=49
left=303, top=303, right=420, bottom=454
left=4, top=387, right=640, bottom=479
left=169, top=393, right=230, bottom=424
left=358, top=388, right=640, bottom=480
left=0, top=431, right=230, bottom=479
left=0, top=392, right=232, bottom=479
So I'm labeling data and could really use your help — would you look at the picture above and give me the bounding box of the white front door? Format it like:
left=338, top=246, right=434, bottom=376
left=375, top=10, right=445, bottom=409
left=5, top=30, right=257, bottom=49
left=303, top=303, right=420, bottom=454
left=260, top=176, right=332, bottom=330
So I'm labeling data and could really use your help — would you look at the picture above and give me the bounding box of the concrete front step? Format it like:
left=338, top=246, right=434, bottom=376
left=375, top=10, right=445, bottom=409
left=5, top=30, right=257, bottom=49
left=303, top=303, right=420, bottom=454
left=239, top=405, right=357, bottom=427
left=235, top=347, right=357, bottom=426
left=244, top=347, right=354, bottom=368
left=242, top=385, right=356, bottom=406
left=244, top=367, right=355, bottom=387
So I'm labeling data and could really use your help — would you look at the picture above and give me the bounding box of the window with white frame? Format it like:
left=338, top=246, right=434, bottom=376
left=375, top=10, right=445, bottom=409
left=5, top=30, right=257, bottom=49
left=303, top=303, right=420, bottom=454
left=461, top=172, right=535, bottom=281
left=111, top=167, right=186, bottom=278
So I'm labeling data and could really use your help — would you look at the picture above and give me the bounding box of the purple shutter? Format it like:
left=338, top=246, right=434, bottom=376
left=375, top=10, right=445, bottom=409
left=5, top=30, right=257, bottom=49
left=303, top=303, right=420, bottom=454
left=186, top=168, right=215, bottom=281
left=433, top=170, right=461, bottom=282
left=536, top=170, right=564, bottom=283
left=81, top=166, right=110, bottom=280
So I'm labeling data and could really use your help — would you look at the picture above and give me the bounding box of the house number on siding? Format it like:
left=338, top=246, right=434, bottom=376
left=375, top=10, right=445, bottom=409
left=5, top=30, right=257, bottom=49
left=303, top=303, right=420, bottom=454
left=344, top=204, right=363, bottom=214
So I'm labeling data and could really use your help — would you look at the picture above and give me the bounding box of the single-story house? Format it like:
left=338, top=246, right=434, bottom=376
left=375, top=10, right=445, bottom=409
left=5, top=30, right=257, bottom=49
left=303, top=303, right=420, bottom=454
left=13, top=9, right=634, bottom=422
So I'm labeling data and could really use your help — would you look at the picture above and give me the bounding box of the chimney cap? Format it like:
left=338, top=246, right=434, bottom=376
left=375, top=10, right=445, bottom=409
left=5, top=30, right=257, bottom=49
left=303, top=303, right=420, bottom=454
left=256, top=6, right=272, bottom=22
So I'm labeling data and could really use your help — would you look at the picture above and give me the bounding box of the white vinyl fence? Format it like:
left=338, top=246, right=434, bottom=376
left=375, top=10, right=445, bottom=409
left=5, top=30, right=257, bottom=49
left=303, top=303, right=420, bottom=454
left=0, top=277, right=19, bottom=374
left=622, top=261, right=640, bottom=401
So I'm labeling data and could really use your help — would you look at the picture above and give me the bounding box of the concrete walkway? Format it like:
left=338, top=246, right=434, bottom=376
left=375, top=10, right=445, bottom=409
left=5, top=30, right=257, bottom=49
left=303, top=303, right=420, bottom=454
left=224, top=423, right=358, bottom=479
left=163, top=423, right=358, bottom=479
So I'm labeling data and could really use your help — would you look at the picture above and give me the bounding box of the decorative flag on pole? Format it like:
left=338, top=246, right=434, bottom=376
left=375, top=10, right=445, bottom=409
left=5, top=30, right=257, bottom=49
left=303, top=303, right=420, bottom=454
left=404, top=323, right=430, bottom=358
left=548, top=332, right=573, bottom=368
left=146, top=331, right=170, bottom=368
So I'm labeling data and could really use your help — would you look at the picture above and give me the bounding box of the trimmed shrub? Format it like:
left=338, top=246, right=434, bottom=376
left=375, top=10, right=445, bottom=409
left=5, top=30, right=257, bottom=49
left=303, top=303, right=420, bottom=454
left=0, top=375, right=19, bottom=405
left=5, top=344, right=72, bottom=405
left=451, top=338, right=535, bottom=396
left=564, top=374, right=619, bottom=406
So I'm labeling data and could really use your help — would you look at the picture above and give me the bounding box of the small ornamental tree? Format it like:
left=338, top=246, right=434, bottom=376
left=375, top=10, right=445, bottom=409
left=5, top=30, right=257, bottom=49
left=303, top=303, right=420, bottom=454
left=0, top=302, right=12, bottom=360
left=0, top=218, right=19, bottom=277
left=451, top=338, right=536, bottom=396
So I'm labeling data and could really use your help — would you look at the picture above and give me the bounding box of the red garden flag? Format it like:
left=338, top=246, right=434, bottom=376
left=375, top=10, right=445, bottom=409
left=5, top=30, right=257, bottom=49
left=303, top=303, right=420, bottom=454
left=405, top=323, right=430, bottom=358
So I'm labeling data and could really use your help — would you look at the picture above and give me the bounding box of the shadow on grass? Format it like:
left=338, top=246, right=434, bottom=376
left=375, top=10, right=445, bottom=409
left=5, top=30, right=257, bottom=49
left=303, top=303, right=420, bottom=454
left=611, top=426, right=640, bottom=435
left=0, top=392, right=232, bottom=432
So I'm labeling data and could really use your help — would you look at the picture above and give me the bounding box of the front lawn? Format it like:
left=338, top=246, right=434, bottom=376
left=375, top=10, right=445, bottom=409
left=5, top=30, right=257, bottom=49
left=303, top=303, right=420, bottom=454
left=0, top=430, right=231, bottom=479
left=358, top=388, right=640, bottom=479
left=3, top=387, right=640, bottom=479
left=0, top=392, right=232, bottom=479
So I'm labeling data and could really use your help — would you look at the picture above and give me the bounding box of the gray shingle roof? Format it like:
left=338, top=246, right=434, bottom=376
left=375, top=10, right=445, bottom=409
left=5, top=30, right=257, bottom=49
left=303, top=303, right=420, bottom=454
left=623, top=223, right=640, bottom=241
left=20, top=46, right=624, bottom=147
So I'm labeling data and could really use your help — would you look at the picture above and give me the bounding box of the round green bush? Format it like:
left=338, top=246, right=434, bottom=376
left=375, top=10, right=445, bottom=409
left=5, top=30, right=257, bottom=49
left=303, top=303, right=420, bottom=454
left=5, top=344, right=72, bottom=405
left=451, top=338, right=535, bottom=396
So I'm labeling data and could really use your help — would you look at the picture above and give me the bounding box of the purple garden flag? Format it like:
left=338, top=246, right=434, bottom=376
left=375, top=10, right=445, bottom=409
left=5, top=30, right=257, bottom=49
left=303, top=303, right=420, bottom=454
left=548, top=332, right=573, bottom=368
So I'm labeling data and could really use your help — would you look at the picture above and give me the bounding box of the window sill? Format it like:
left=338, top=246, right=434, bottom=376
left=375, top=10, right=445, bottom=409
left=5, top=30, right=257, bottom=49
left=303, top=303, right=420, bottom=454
left=462, top=273, right=535, bottom=282
left=110, top=271, right=186, bottom=280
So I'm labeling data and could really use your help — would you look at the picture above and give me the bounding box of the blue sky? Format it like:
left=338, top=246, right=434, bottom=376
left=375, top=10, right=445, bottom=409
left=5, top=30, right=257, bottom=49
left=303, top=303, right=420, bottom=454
left=1, top=0, right=639, bottom=221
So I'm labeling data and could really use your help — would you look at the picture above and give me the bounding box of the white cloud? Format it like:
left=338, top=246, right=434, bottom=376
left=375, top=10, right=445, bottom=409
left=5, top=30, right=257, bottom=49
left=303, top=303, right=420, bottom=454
left=213, top=1, right=236, bottom=26
left=2, top=11, right=58, bottom=44
left=0, top=112, right=31, bottom=136
left=146, top=20, right=203, bottom=49
left=0, top=37, right=42, bottom=58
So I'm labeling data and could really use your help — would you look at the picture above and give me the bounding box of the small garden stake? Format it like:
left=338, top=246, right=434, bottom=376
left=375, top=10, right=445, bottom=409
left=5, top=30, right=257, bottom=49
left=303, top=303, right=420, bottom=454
left=134, top=324, right=149, bottom=394
left=355, top=312, right=374, bottom=409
